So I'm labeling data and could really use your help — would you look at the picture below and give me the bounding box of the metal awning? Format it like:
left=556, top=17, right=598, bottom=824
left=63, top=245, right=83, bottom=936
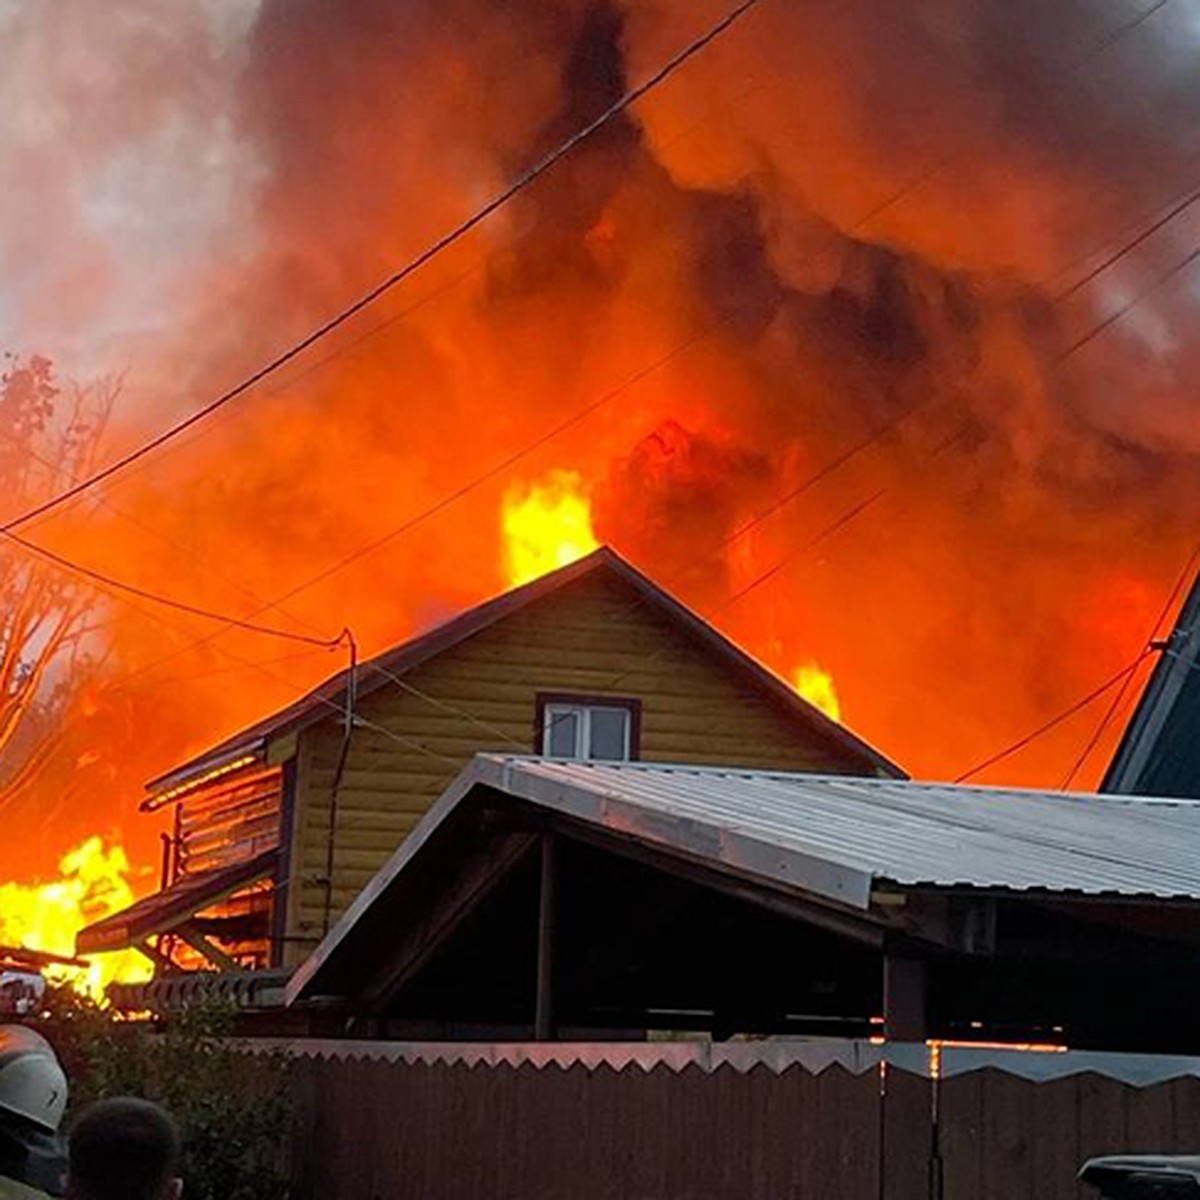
left=76, top=848, right=279, bottom=955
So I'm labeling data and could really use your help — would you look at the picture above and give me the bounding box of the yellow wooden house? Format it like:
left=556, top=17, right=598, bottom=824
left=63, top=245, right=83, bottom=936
left=78, top=548, right=902, bottom=977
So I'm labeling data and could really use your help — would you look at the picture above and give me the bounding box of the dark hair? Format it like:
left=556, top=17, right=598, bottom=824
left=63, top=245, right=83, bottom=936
left=68, top=1098, right=180, bottom=1200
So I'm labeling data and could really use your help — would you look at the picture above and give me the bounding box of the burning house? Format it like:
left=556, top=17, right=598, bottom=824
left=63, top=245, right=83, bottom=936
left=77, top=548, right=901, bottom=1008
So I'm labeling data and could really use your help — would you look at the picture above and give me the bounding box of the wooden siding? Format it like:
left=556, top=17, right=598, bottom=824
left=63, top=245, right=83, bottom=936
left=176, top=765, right=284, bottom=878
left=284, top=569, right=868, bottom=962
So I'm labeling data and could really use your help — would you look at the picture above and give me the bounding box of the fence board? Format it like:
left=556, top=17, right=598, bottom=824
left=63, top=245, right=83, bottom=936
left=275, top=1047, right=1200, bottom=1200
left=883, top=1067, right=932, bottom=1200
left=283, top=1053, right=888, bottom=1200
left=1030, top=1076, right=1082, bottom=1200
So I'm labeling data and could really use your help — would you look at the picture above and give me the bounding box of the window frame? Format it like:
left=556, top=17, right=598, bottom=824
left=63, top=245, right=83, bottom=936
left=533, top=692, right=642, bottom=762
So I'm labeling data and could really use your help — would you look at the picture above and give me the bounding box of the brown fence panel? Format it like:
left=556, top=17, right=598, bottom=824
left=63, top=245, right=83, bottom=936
left=284, top=1055, right=885, bottom=1200
left=939, top=1069, right=1200, bottom=1200
left=882, top=1067, right=934, bottom=1200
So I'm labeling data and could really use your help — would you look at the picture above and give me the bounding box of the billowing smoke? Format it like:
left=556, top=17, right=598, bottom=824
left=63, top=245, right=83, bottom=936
left=4, top=0, right=1200, bottom=877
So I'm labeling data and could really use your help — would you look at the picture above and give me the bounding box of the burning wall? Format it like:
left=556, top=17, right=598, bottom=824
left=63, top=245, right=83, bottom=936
left=3, top=0, right=1200, bottom=913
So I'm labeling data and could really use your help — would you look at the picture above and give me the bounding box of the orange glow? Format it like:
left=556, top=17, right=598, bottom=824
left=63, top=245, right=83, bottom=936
left=929, top=1039, right=1067, bottom=1053
left=0, top=838, right=151, bottom=1000
left=793, top=663, right=842, bottom=723
left=143, top=753, right=260, bottom=811
left=502, top=471, right=599, bottom=587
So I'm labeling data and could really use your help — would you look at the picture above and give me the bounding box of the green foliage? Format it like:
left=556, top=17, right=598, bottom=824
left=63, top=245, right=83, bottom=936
left=38, top=987, right=292, bottom=1200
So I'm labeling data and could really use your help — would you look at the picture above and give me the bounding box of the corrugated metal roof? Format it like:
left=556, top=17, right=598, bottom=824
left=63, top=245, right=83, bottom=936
left=479, top=757, right=1200, bottom=903
left=288, top=756, right=1200, bottom=1005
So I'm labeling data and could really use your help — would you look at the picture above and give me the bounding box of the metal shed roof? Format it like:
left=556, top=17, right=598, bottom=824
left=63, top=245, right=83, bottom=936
left=477, top=758, right=1200, bottom=901
left=288, top=756, right=1200, bottom=1004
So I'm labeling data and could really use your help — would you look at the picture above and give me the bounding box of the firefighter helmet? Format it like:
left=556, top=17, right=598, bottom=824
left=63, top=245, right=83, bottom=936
left=0, top=1026, right=67, bottom=1132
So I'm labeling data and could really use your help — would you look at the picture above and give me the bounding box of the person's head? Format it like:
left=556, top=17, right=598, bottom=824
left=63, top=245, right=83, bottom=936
left=0, top=1025, right=68, bottom=1133
left=67, top=1099, right=181, bottom=1200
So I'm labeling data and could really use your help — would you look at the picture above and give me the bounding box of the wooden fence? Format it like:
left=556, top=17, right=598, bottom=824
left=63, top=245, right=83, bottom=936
left=280, top=1051, right=1200, bottom=1200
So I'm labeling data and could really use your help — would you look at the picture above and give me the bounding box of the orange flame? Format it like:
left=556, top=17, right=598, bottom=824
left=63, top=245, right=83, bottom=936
left=502, top=470, right=599, bottom=587
left=0, top=837, right=151, bottom=1001
left=793, top=663, right=842, bottom=723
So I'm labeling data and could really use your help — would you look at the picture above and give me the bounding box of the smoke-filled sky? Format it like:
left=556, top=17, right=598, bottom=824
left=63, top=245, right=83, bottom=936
left=3, top=0, right=1200, bottom=879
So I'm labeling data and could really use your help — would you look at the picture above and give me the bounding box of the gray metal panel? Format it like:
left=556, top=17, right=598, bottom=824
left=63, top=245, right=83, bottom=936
left=288, top=755, right=1200, bottom=1004
left=488, top=757, right=1200, bottom=901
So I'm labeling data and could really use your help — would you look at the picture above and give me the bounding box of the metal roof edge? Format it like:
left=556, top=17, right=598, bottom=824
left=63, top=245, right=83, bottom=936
left=490, top=756, right=874, bottom=909
left=285, top=756, right=500, bottom=1005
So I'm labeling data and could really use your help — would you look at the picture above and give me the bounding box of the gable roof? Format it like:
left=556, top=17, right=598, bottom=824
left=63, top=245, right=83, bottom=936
left=148, top=547, right=903, bottom=797
left=289, top=755, right=1200, bottom=1003
left=1104, top=569, right=1200, bottom=797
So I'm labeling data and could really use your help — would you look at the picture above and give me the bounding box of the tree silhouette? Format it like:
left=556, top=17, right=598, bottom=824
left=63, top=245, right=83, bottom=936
left=0, top=355, right=117, bottom=808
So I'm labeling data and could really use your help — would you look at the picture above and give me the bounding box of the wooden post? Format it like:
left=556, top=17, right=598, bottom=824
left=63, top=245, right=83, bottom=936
left=884, top=955, right=928, bottom=1042
left=534, top=834, right=557, bottom=1041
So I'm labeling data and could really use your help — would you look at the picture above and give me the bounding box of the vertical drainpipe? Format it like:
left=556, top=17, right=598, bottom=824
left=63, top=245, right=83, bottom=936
left=323, top=631, right=358, bottom=937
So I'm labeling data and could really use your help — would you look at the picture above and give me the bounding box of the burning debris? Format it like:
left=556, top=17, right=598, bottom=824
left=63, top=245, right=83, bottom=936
left=0, top=837, right=150, bottom=997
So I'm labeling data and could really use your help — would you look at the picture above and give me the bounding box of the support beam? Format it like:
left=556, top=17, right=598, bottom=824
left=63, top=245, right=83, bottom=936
left=364, top=832, right=537, bottom=1010
left=534, top=834, right=558, bottom=1041
left=883, top=956, right=928, bottom=1042
left=132, top=938, right=176, bottom=972
left=174, top=923, right=241, bottom=972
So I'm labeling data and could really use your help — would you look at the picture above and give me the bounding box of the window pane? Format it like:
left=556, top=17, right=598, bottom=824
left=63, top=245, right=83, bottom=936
left=588, top=707, right=630, bottom=761
left=545, top=708, right=580, bottom=758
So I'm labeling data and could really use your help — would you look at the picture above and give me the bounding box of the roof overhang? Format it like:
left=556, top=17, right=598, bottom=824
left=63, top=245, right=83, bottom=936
left=288, top=756, right=1200, bottom=1006
left=143, top=744, right=267, bottom=810
left=76, top=848, right=279, bottom=955
left=145, top=547, right=905, bottom=795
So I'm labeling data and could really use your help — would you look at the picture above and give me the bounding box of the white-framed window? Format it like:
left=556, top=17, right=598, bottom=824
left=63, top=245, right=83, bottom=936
left=539, top=697, right=636, bottom=762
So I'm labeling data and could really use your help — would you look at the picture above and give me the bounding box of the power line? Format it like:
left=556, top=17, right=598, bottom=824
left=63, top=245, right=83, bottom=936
left=1057, top=239, right=1200, bottom=362
left=0, top=0, right=764, bottom=539
left=10, top=0, right=1190, bottom=660
left=1058, top=538, right=1200, bottom=788
left=1, top=527, right=347, bottom=649
left=1053, top=179, right=1200, bottom=303
left=952, top=654, right=1149, bottom=785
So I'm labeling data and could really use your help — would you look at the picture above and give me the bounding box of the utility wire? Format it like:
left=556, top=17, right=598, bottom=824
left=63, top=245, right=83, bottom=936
left=952, top=654, right=1150, bottom=785
left=0, top=0, right=763, bottom=539
left=1, top=528, right=347, bottom=649
left=1053, top=180, right=1200, bottom=303
left=1058, top=538, right=1200, bottom=789
left=11, top=0, right=1187, bottom=751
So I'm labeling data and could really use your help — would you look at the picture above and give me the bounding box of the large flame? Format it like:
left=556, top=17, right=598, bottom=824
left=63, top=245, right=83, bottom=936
left=793, top=664, right=842, bottom=724
left=0, top=838, right=151, bottom=1000
left=502, top=471, right=600, bottom=588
